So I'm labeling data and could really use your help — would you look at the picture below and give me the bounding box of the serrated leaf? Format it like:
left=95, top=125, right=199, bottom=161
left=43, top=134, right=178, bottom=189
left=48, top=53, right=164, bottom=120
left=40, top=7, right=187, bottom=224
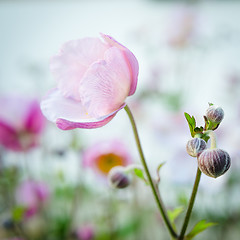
left=186, top=220, right=217, bottom=240
left=184, top=113, right=196, bottom=137
left=167, top=206, right=184, bottom=224
left=133, top=169, right=148, bottom=184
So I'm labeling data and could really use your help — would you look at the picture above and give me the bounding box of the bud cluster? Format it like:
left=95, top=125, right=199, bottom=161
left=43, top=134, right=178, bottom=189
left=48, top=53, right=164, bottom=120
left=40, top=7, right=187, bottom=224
left=186, top=104, right=231, bottom=178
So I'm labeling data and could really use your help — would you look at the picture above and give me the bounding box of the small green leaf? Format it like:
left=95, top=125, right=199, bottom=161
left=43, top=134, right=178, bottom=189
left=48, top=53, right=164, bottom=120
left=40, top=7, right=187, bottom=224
left=133, top=169, right=148, bottom=184
left=167, top=206, right=184, bottom=224
left=157, top=162, right=165, bottom=173
left=186, top=220, right=217, bottom=240
left=156, top=162, right=166, bottom=183
left=134, top=168, right=144, bottom=179
left=194, top=126, right=203, bottom=134
left=184, top=113, right=196, bottom=137
left=12, top=206, right=26, bottom=222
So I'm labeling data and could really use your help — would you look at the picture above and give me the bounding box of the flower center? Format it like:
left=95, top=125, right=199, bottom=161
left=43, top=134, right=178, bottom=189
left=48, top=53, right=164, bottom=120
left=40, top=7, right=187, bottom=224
left=96, top=153, right=125, bottom=175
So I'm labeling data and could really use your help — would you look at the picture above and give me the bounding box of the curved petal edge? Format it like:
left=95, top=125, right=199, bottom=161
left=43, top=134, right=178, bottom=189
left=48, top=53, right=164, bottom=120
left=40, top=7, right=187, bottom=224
left=56, top=104, right=126, bottom=130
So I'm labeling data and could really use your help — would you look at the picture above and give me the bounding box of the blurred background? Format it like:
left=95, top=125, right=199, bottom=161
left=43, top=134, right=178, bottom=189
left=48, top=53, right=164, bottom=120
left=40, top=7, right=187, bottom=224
left=0, top=0, right=240, bottom=239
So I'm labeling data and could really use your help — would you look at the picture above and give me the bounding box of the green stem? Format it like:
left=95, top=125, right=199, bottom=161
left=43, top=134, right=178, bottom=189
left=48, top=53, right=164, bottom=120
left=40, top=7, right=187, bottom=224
left=178, top=168, right=202, bottom=240
left=124, top=105, right=177, bottom=239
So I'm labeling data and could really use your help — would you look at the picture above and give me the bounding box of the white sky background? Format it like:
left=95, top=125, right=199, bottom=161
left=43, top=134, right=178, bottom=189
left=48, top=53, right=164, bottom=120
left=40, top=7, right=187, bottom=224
left=0, top=0, right=240, bottom=190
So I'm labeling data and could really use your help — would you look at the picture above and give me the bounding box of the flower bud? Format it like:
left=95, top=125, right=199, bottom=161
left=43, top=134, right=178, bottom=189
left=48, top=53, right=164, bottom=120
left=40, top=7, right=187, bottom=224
left=108, top=166, right=131, bottom=189
left=186, top=138, right=207, bottom=157
left=206, top=105, right=224, bottom=123
left=197, top=149, right=231, bottom=178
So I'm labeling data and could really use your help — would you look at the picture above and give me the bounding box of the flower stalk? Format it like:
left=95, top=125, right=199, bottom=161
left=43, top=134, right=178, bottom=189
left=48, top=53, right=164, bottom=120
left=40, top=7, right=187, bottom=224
left=205, top=130, right=217, bottom=149
left=124, top=105, right=177, bottom=239
left=178, top=168, right=202, bottom=240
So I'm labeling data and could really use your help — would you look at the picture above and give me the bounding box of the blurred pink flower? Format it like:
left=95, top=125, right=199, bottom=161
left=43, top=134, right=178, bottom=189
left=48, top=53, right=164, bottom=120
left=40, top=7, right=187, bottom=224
left=76, top=224, right=95, bottom=240
left=41, top=33, right=139, bottom=130
left=0, top=96, right=45, bottom=152
left=15, top=180, right=50, bottom=218
left=166, top=6, right=198, bottom=47
left=82, top=140, right=132, bottom=176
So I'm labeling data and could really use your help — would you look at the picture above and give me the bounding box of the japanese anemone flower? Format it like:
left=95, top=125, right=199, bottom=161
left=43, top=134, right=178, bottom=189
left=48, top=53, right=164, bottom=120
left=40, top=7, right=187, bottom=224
left=82, top=140, right=132, bottom=176
left=41, top=33, right=139, bottom=130
left=15, top=180, right=50, bottom=218
left=0, top=95, right=45, bottom=152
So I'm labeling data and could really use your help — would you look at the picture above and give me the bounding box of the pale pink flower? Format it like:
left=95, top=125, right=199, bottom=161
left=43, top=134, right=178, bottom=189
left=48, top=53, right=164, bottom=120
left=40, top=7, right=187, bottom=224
left=75, top=224, right=95, bottom=240
left=0, top=95, right=46, bottom=152
left=15, top=180, right=50, bottom=218
left=166, top=6, right=198, bottom=47
left=82, top=140, right=132, bottom=176
left=41, top=34, right=139, bottom=130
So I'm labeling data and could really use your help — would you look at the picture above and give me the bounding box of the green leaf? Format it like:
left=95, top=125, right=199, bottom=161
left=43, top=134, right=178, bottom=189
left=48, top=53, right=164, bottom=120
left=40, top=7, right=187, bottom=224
left=157, top=162, right=165, bottom=173
left=12, top=206, right=26, bottom=222
left=134, top=168, right=145, bottom=180
left=186, top=220, right=217, bottom=240
left=184, top=113, right=196, bottom=137
left=167, top=206, right=184, bottom=224
left=194, top=126, right=203, bottom=134
left=156, top=162, right=166, bottom=183
left=133, top=169, right=148, bottom=184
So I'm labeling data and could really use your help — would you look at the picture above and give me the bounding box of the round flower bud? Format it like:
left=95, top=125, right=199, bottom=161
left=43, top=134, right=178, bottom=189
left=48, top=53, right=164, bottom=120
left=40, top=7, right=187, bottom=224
left=186, top=138, right=207, bottom=157
left=206, top=105, right=224, bottom=123
left=197, top=149, right=231, bottom=178
left=108, top=166, right=131, bottom=189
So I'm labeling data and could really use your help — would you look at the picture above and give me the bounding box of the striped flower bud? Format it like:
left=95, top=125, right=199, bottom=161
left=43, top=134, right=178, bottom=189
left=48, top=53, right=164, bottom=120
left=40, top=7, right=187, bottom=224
left=186, top=138, right=207, bottom=157
left=206, top=105, right=224, bottom=123
left=108, top=166, right=131, bottom=189
left=197, top=149, right=231, bottom=178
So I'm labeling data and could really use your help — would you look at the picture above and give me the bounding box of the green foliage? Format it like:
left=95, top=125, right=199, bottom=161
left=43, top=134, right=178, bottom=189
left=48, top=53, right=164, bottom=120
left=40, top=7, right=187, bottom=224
left=184, top=113, right=196, bottom=137
left=184, top=112, right=211, bottom=141
left=156, top=162, right=165, bottom=174
left=134, top=168, right=144, bottom=179
left=167, top=206, right=184, bottom=224
left=133, top=168, right=148, bottom=184
left=12, top=206, right=26, bottom=222
left=185, top=220, right=217, bottom=240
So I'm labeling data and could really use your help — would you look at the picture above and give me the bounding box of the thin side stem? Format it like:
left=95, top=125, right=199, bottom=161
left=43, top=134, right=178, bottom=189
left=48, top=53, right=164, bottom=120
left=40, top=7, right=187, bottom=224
left=124, top=105, right=177, bottom=239
left=206, top=130, right=217, bottom=149
left=178, top=168, right=202, bottom=240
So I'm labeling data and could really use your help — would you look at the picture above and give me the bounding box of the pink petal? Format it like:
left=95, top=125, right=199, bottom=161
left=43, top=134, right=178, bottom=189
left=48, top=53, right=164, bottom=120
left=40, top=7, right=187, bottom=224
left=40, top=88, right=90, bottom=123
left=24, top=100, right=46, bottom=134
left=101, top=34, right=139, bottom=95
left=41, top=88, right=125, bottom=130
left=123, top=49, right=139, bottom=96
left=79, top=47, right=131, bottom=117
left=0, top=120, right=21, bottom=151
left=50, top=38, right=109, bottom=100
left=0, top=96, right=32, bottom=130
left=56, top=104, right=125, bottom=130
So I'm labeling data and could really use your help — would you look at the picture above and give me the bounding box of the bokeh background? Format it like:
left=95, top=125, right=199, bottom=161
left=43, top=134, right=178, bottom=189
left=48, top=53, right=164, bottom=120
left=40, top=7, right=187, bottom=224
left=0, top=0, right=240, bottom=239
